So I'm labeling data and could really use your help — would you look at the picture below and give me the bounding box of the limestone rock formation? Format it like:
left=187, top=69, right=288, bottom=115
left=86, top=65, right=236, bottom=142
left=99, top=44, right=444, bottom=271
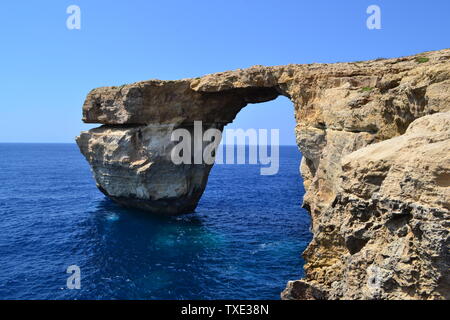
left=282, top=111, right=450, bottom=300
left=77, top=49, right=450, bottom=299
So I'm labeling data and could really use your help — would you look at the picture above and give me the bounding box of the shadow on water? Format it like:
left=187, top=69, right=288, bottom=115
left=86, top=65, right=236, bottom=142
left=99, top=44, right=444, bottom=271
left=75, top=199, right=228, bottom=299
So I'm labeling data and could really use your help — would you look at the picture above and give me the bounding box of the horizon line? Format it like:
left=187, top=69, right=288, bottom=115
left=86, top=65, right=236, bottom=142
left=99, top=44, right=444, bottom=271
left=0, top=142, right=299, bottom=147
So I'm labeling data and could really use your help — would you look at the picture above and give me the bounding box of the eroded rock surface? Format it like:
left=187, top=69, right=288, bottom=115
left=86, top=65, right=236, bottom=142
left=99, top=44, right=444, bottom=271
left=77, top=49, right=450, bottom=299
left=282, top=112, right=450, bottom=300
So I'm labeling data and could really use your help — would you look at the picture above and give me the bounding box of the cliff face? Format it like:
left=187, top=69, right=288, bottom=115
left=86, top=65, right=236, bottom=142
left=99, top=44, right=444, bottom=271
left=77, top=49, right=450, bottom=299
left=283, top=111, right=450, bottom=300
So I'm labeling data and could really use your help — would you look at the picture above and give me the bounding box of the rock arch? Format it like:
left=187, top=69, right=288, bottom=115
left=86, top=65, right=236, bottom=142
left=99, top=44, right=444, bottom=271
left=77, top=49, right=450, bottom=300
left=77, top=71, right=294, bottom=215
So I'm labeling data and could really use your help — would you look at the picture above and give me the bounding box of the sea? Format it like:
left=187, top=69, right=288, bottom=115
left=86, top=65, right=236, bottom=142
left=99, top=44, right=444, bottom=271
left=0, top=144, right=311, bottom=300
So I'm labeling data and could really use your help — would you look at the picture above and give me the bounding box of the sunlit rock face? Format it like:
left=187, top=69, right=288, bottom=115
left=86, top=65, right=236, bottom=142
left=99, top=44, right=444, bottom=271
left=76, top=81, right=279, bottom=215
left=283, top=112, right=450, bottom=300
left=77, top=49, right=450, bottom=299
left=76, top=124, right=218, bottom=215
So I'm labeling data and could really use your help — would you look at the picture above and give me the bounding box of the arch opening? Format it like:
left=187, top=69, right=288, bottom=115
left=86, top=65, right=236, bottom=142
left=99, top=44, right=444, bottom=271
left=192, top=96, right=312, bottom=298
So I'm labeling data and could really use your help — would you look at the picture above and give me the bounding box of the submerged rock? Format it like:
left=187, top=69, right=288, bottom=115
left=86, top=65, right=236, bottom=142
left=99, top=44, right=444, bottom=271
left=77, top=49, right=450, bottom=299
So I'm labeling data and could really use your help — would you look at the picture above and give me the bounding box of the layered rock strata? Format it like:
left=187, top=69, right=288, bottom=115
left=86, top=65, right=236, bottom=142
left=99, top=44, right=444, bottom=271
left=77, top=49, right=450, bottom=299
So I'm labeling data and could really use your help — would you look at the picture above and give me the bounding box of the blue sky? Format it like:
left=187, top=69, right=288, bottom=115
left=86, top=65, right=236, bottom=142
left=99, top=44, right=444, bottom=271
left=0, top=1, right=449, bottom=144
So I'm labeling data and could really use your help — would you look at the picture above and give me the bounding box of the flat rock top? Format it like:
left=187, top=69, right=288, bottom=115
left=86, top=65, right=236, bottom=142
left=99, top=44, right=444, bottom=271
left=82, top=48, right=450, bottom=126
left=190, top=49, right=450, bottom=92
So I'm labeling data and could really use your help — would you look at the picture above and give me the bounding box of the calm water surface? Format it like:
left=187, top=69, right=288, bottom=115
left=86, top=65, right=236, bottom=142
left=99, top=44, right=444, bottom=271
left=0, top=144, right=311, bottom=299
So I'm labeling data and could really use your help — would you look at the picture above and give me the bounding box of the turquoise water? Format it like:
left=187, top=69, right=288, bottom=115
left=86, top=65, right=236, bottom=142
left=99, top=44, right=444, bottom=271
left=0, top=144, right=311, bottom=299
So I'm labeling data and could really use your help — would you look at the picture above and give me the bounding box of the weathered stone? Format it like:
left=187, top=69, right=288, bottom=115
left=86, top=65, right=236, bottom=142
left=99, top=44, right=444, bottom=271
left=76, top=123, right=222, bottom=215
left=77, top=49, right=450, bottom=299
left=293, top=112, right=450, bottom=300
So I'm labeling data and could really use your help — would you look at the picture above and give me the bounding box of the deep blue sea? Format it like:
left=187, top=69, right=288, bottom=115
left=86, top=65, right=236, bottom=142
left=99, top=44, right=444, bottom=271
left=0, top=144, right=311, bottom=300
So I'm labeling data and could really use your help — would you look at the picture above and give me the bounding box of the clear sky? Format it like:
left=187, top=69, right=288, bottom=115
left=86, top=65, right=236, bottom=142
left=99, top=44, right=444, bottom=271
left=0, top=0, right=449, bottom=144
